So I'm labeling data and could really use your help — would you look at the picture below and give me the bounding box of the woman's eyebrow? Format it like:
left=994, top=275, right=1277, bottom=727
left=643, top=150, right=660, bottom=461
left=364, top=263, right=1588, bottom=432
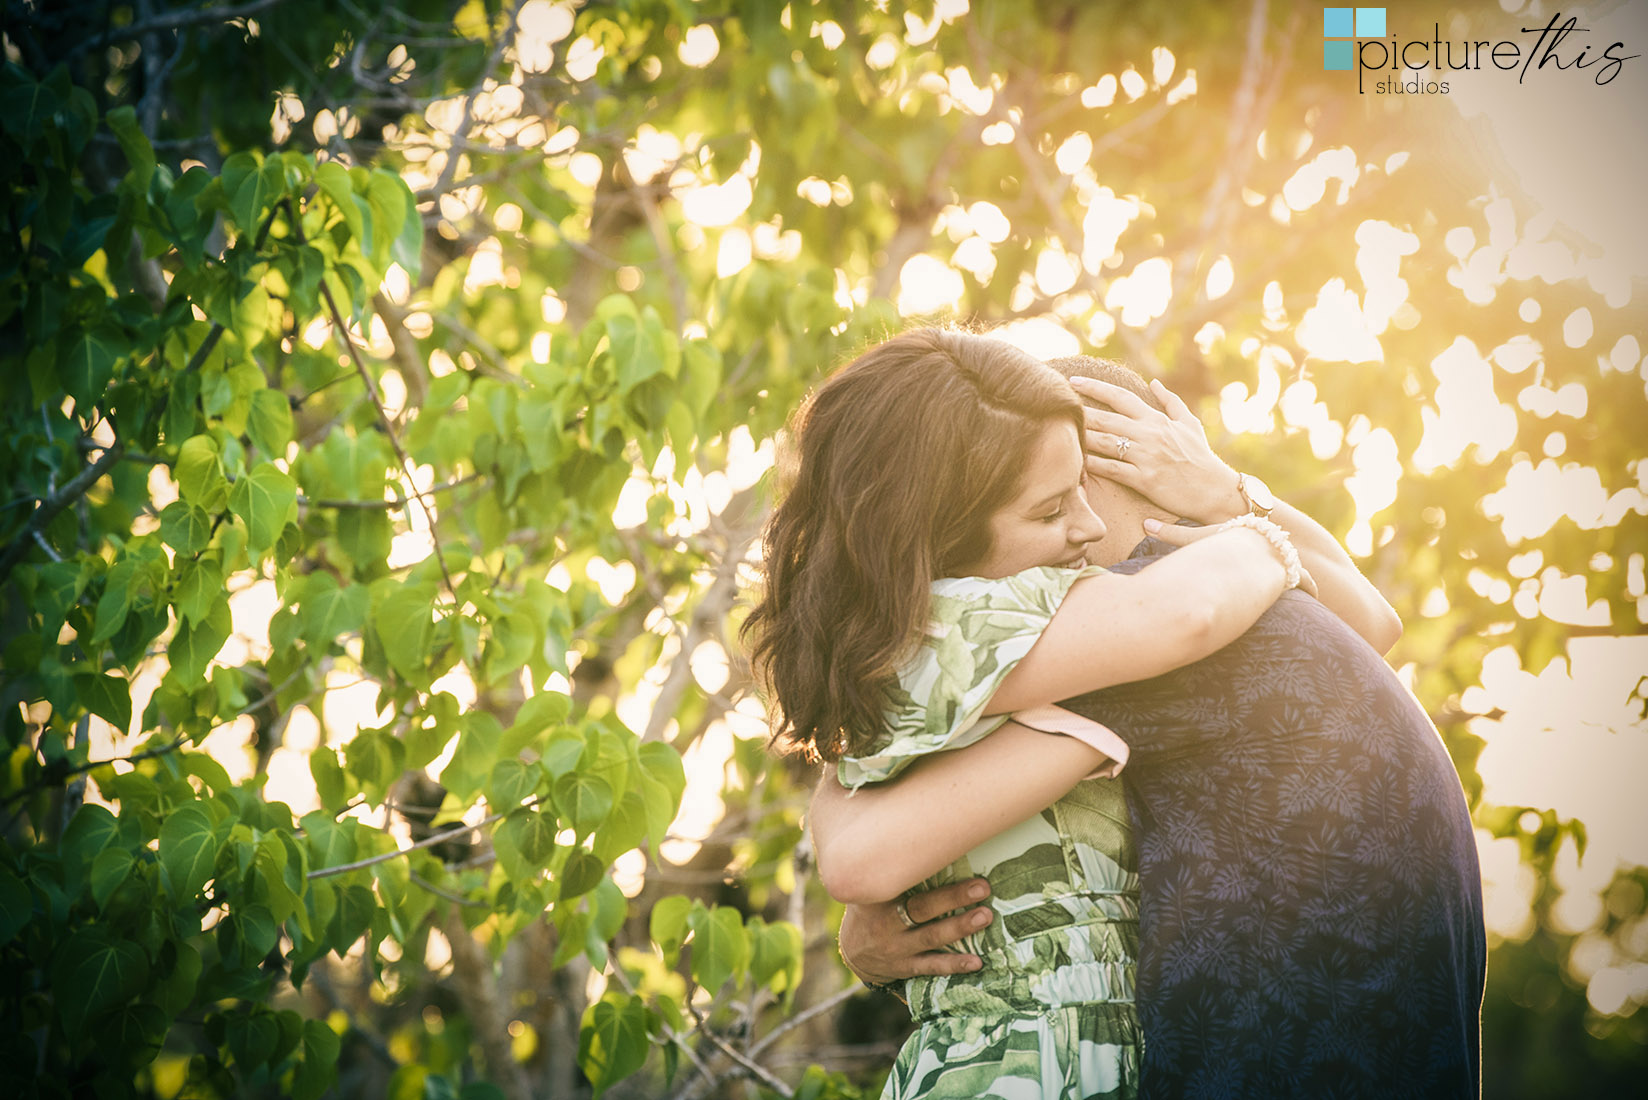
left=1026, top=488, right=1065, bottom=512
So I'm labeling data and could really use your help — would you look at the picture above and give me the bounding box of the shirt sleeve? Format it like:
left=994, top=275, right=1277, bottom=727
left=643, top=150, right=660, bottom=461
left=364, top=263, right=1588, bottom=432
left=838, top=564, right=1123, bottom=790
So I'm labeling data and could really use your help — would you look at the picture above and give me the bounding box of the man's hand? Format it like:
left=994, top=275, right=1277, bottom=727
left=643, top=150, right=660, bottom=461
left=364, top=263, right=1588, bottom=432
left=838, top=878, right=994, bottom=988
left=1072, top=376, right=1244, bottom=523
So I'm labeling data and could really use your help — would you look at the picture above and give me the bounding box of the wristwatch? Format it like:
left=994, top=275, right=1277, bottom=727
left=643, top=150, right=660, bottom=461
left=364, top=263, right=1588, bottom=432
left=1235, top=472, right=1276, bottom=519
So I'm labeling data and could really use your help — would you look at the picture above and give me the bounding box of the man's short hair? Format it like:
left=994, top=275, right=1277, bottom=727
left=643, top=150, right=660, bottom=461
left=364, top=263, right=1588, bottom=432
left=1046, top=354, right=1165, bottom=413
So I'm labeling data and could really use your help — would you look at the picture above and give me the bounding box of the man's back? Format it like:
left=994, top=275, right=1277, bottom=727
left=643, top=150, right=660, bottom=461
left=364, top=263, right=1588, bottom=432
left=1068, top=540, right=1486, bottom=1099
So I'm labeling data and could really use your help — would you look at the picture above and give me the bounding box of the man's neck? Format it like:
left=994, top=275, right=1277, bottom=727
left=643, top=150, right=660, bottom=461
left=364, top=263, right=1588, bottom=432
left=1089, top=502, right=1180, bottom=567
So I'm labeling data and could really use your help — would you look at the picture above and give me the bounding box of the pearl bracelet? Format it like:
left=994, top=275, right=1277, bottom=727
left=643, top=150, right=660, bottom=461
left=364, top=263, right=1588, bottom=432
left=1216, top=513, right=1302, bottom=590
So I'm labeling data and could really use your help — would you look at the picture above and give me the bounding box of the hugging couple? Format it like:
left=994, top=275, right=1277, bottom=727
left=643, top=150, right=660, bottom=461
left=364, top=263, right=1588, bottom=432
left=744, top=329, right=1485, bottom=1099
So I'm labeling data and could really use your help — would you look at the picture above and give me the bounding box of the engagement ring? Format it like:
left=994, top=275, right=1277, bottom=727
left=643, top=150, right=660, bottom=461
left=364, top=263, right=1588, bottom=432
left=1116, top=436, right=1133, bottom=459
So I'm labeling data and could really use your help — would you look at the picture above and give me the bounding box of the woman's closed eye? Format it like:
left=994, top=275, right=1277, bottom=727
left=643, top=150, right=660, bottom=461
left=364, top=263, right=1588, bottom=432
left=1038, top=506, right=1067, bottom=524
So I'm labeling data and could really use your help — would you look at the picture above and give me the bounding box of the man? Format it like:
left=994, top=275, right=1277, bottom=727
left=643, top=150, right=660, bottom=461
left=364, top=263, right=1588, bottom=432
left=827, top=357, right=1485, bottom=1098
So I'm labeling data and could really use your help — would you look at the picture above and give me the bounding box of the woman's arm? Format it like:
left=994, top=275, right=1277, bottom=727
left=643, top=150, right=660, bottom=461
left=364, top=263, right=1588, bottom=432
left=1074, top=376, right=1402, bottom=654
left=983, top=523, right=1289, bottom=714
left=812, top=721, right=1107, bottom=904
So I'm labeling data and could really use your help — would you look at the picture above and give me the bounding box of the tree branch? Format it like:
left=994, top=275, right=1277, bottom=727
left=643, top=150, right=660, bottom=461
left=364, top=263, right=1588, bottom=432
left=683, top=994, right=793, bottom=1098
left=308, top=797, right=539, bottom=879
left=53, top=0, right=291, bottom=58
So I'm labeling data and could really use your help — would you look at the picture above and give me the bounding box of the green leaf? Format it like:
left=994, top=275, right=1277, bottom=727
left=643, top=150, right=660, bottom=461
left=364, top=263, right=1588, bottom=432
left=553, top=772, right=613, bottom=837
left=105, top=105, right=155, bottom=193
left=687, top=904, right=749, bottom=992
left=301, top=811, right=355, bottom=871
left=152, top=940, right=201, bottom=1016
left=310, top=746, right=350, bottom=810
left=63, top=331, right=119, bottom=406
left=230, top=155, right=283, bottom=237
left=313, top=161, right=362, bottom=242
left=365, top=171, right=406, bottom=266
left=500, top=691, right=570, bottom=757
left=370, top=579, right=437, bottom=680
left=51, top=928, right=150, bottom=1037
left=591, top=790, right=648, bottom=864
left=539, top=732, right=584, bottom=780
left=344, top=727, right=405, bottom=801
left=229, top=462, right=298, bottom=553
left=679, top=339, right=722, bottom=418
left=75, top=671, right=132, bottom=733
left=108, top=1003, right=168, bottom=1070
left=159, top=500, right=213, bottom=554
left=227, top=1010, right=282, bottom=1072
left=578, top=995, right=649, bottom=1099
left=172, top=554, right=223, bottom=627
left=297, top=573, right=369, bottom=646
left=391, top=179, right=424, bottom=281
left=749, top=918, right=803, bottom=995
left=335, top=508, right=393, bottom=568
left=159, top=803, right=221, bottom=900
left=492, top=807, right=555, bottom=883
left=61, top=804, right=119, bottom=870
left=26, top=559, right=86, bottom=645
left=182, top=751, right=235, bottom=794
left=482, top=610, right=535, bottom=685
left=649, top=895, right=692, bottom=965
left=175, top=435, right=226, bottom=508
left=292, top=1017, right=341, bottom=1100
left=0, top=866, right=34, bottom=946
left=636, top=742, right=685, bottom=847
left=440, top=713, right=500, bottom=801
left=89, top=846, right=134, bottom=910
left=557, top=849, right=604, bottom=901
left=328, top=883, right=375, bottom=954
left=232, top=903, right=279, bottom=959
left=168, top=596, right=231, bottom=685
left=1, top=74, right=55, bottom=146
left=247, top=388, right=294, bottom=457
left=485, top=759, right=537, bottom=809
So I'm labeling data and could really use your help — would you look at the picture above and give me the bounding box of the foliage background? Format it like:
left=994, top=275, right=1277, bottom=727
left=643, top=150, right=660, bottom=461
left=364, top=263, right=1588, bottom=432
left=1, top=0, right=1644, bottom=1096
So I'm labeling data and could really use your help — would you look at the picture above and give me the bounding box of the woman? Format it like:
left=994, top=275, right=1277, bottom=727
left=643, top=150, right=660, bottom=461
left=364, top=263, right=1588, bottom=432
left=745, top=329, right=1305, bottom=1098
left=814, top=356, right=1484, bottom=1099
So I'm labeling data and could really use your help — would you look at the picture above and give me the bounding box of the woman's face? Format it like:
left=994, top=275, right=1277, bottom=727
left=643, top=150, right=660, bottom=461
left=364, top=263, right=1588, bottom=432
left=959, top=420, right=1107, bottom=579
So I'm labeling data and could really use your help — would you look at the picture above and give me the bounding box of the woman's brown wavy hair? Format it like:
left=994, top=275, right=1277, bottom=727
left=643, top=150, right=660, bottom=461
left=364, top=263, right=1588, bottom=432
left=744, top=329, right=1084, bottom=763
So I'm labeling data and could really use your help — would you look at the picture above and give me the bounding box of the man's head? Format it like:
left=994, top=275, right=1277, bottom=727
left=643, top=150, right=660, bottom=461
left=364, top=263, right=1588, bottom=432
left=1045, top=355, right=1179, bottom=565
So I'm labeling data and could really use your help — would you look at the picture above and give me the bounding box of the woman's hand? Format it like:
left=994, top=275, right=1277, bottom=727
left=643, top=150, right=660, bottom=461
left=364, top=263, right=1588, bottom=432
left=838, top=879, right=994, bottom=989
left=1072, top=376, right=1245, bottom=523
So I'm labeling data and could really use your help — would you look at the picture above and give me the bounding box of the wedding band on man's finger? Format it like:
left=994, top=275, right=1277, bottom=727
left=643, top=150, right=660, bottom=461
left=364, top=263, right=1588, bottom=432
left=896, top=899, right=919, bottom=929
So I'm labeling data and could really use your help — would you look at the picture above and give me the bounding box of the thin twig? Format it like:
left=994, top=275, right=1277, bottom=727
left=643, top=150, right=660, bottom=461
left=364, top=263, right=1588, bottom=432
left=682, top=996, right=793, bottom=1098
left=296, top=200, right=469, bottom=633
left=301, top=472, right=487, bottom=512
left=48, top=0, right=289, bottom=59
left=409, top=868, right=486, bottom=907
left=746, top=983, right=864, bottom=1060
left=429, top=0, right=529, bottom=200
left=308, top=797, right=538, bottom=879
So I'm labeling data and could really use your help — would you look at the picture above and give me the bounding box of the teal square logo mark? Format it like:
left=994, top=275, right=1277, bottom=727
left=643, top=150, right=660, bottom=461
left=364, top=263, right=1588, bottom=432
left=1323, top=7, right=1384, bottom=70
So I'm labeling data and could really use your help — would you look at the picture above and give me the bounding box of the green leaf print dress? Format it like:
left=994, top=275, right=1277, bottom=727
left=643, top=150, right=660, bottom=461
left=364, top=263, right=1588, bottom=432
left=841, top=566, right=1142, bottom=1100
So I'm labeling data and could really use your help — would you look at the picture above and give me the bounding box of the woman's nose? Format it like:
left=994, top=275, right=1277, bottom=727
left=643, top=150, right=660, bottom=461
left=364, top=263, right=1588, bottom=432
left=1071, top=495, right=1106, bottom=544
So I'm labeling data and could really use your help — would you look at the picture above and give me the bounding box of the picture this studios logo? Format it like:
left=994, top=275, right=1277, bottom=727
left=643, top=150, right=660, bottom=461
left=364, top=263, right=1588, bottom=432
left=1322, top=6, right=1640, bottom=96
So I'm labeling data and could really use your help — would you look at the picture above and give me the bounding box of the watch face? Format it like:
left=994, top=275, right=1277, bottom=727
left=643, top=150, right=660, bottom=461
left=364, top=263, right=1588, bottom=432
left=1243, top=474, right=1276, bottom=513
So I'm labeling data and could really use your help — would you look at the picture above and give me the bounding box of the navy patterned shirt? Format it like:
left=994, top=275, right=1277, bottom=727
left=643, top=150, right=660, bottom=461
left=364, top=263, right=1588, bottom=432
left=1065, top=538, right=1485, bottom=1099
